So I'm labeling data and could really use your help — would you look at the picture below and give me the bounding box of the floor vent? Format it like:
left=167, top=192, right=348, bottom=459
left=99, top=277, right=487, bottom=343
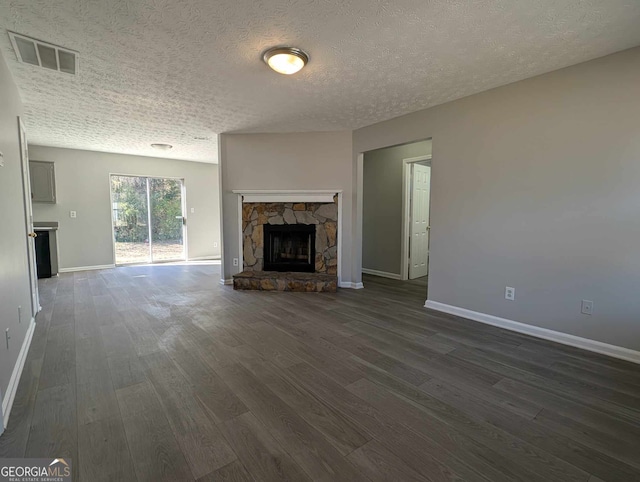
left=8, top=32, right=78, bottom=75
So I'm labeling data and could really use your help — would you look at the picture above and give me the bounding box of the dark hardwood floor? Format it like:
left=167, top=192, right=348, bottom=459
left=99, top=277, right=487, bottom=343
left=1, top=264, right=639, bottom=481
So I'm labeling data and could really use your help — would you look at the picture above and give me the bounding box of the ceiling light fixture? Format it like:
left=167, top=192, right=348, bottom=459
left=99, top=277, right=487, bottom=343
left=262, top=47, right=309, bottom=75
left=151, top=143, right=173, bottom=150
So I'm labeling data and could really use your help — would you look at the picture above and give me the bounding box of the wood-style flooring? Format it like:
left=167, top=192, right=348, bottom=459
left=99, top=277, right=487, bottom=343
left=1, top=264, right=639, bottom=481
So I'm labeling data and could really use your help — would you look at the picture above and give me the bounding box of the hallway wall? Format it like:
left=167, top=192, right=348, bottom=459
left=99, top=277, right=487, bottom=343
left=353, top=47, right=640, bottom=353
left=0, top=50, right=32, bottom=426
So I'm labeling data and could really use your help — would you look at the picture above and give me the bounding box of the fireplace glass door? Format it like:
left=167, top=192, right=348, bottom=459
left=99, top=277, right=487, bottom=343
left=264, top=224, right=316, bottom=272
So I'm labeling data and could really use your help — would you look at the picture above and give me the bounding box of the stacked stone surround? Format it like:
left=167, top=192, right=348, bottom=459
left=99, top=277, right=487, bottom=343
left=241, top=196, right=338, bottom=274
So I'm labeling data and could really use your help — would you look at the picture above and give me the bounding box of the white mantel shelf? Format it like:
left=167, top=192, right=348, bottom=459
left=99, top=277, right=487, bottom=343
left=233, top=190, right=341, bottom=203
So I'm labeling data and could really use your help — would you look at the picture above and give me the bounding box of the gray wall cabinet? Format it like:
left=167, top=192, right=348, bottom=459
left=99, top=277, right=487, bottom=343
left=29, top=160, right=56, bottom=203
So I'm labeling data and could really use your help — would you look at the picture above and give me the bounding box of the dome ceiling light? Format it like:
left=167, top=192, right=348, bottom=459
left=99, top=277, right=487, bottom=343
left=151, top=143, right=173, bottom=150
left=262, top=47, right=309, bottom=75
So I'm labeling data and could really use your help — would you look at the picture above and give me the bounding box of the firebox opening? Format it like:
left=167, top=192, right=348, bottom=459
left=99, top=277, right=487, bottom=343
left=264, top=224, right=316, bottom=273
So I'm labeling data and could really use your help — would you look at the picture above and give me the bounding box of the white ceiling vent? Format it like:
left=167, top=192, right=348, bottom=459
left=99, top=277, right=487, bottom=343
left=8, top=32, right=78, bottom=75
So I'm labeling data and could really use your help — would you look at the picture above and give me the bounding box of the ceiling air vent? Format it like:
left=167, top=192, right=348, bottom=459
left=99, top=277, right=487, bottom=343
left=8, top=32, right=78, bottom=75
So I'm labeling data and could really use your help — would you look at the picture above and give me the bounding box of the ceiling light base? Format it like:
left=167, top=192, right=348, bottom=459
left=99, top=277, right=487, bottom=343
left=151, top=143, right=173, bottom=150
left=263, top=47, right=309, bottom=75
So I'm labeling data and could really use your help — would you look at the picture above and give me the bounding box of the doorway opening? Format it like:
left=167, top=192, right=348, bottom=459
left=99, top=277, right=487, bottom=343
left=110, top=175, right=186, bottom=265
left=361, top=138, right=432, bottom=296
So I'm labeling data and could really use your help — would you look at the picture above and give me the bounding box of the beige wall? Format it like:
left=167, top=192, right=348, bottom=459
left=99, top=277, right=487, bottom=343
left=218, top=131, right=353, bottom=283
left=30, top=146, right=220, bottom=270
left=363, top=140, right=432, bottom=275
left=0, top=51, right=32, bottom=421
left=353, top=47, right=640, bottom=351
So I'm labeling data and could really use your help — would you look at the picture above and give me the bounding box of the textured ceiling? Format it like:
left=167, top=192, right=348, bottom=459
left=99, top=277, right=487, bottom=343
left=0, top=1, right=639, bottom=163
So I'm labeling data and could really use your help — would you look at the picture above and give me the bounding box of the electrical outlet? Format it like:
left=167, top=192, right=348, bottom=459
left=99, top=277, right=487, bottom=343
left=505, top=286, right=515, bottom=301
left=213, top=242, right=218, bottom=248
left=581, top=300, right=593, bottom=315
left=232, top=258, right=239, bottom=267
left=70, top=210, right=77, bottom=218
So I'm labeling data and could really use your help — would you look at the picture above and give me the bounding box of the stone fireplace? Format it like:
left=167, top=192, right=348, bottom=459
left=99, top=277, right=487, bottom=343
left=233, top=192, right=340, bottom=292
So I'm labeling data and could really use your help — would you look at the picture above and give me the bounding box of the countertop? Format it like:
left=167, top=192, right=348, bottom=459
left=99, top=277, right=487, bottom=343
left=34, top=221, right=59, bottom=230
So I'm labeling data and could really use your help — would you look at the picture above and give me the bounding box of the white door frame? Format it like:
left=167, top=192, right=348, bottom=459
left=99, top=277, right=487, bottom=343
left=0, top=387, right=3, bottom=435
left=401, top=155, right=432, bottom=281
left=18, top=117, right=40, bottom=316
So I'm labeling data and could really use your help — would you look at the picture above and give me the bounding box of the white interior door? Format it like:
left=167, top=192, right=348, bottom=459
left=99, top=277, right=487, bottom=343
left=19, top=118, right=40, bottom=316
left=409, top=163, right=431, bottom=279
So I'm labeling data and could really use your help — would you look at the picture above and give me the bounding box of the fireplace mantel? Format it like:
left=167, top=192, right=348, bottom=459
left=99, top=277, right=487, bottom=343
left=232, top=190, right=340, bottom=203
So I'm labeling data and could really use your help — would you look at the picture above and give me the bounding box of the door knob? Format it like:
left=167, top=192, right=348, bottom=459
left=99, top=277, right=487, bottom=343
left=28, top=232, right=38, bottom=238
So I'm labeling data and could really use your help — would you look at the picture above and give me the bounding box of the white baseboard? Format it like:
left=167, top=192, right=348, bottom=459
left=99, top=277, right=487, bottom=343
left=339, top=282, right=365, bottom=289
left=220, top=278, right=234, bottom=285
left=188, top=256, right=221, bottom=261
left=3, top=317, right=36, bottom=428
left=59, top=264, right=115, bottom=273
left=424, top=300, right=640, bottom=365
left=362, top=268, right=403, bottom=280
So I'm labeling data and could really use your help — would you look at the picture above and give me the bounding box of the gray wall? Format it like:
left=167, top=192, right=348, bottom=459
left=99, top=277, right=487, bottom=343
left=30, top=146, right=220, bottom=270
left=218, top=131, right=353, bottom=283
left=0, top=51, right=32, bottom=418
left=363, top=140, right=432, bottom=275
left=353, top=46, right=640, bottom=351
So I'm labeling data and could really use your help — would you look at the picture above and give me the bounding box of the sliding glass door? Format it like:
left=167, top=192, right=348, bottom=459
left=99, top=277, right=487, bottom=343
left=111, top=175, right=185, bottom=265
left=149, top=177, right=185, bottom=261
left=111, top=175, right=150, bottom=264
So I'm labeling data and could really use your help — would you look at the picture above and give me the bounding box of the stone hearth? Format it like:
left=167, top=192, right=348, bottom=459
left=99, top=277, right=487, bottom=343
left=233, top=271, right=337, bottom=292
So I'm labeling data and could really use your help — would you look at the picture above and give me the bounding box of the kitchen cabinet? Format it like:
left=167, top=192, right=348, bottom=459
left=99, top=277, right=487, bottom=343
left=29, top=160, right=56, bottom=203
